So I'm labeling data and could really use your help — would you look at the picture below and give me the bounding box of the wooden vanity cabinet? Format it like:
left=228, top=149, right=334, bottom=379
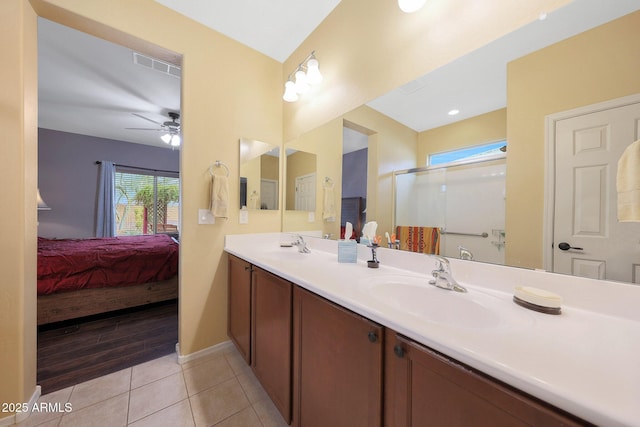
left=251, top=267, right=293, bottom=424
left=292, top=287, right=383, bottom=427
left=384, top=330, right=588, bottom=427
left=227, top=254, right=252, bottom=363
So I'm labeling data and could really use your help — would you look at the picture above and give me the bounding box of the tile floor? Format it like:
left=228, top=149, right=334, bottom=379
left=15, top=343, right=287, bottom=427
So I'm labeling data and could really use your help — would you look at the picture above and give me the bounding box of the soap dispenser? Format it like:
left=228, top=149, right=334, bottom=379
left=367, top=243, right=380, bottom=268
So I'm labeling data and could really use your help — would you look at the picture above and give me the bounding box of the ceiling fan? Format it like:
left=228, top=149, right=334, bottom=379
left=127, top=111, right=181, bottom=147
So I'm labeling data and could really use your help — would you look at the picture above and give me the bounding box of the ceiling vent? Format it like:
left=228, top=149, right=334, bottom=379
left=133, top=52, right=181, bottom=79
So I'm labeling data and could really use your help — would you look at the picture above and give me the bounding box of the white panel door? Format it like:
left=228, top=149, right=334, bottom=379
left=295, top=173, right=316, bottom=211
left=260, top=179, right=278, bottom=210
left=554, top=101, right=640, bottom=282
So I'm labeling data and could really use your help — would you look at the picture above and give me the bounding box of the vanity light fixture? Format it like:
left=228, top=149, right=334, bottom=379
left=398, top=0, right=426, bottom=13
left=283, top=51, right=323, bottom=102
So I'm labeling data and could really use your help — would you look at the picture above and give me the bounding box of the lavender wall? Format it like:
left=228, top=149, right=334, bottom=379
left=38, top=129, right=180, bottom=238
left=342, top=148, right=368, bottom=198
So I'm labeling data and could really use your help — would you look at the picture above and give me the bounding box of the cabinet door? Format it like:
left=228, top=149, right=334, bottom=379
left=384, top=330, right=588, bottom=427
left=293, top=287, right=383, bottom=427
left=252, top=267, right=293, bottom=424
left=227, top=254, right=252, bottom=363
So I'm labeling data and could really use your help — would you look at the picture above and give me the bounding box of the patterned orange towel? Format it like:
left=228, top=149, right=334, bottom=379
left=396, top=226, right=440, bottom=254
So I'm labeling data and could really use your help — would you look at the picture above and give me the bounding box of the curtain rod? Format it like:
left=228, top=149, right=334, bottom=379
left=95, top=161, right=178, bottom=175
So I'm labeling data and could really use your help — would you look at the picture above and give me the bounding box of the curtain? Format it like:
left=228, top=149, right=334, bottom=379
left=96, top=160, right=116, bottom=237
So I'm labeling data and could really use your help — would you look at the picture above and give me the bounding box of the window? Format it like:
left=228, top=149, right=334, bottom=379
left=115, top=168, right=180, bottom=236
left=428, top=140, right=506, bottom=168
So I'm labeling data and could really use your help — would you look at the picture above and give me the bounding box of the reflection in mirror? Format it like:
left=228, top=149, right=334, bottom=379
left=281, top=3, right=640, bottom=286
left=239, top=138, right=279, bottom=210
left=285, top=149, right=317, bottom=211
left=341, top=126, right=369, bottom=241
left=394, top=155, right=506, bottom=265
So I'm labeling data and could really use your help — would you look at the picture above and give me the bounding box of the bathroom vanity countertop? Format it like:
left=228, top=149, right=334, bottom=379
left=225, top=233, right=640, bottom=427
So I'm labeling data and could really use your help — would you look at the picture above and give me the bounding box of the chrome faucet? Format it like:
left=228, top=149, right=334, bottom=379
left=292, top=234, right=311, bottom=253
left=429, top=256, right=467, bottom=293
left=458, top=246, right=474, bottom=260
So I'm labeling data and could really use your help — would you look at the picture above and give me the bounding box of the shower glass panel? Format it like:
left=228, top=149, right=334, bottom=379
left=394, top=161, right=506, bottom=264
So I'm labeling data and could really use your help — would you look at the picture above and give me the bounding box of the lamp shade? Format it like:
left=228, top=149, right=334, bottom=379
left=37, top=189, right=51, bottom=210
left=305, top=57, right=323, bottom=85
left=294, top=69, right=309, bottom=94
left=398, top=0, right=426, bottom=13
left=283, top=80, right=299, bottom=102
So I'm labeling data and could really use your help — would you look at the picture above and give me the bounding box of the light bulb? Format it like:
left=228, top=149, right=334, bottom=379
left=283, top=80, right=298, bottom=102
left=161, top=133, right=172, bottom=144
left=305, top=58, right=323, bottom=85
left=398, top=0, right=426, bottom=13
left=294, top=68, right=309, bottom=94
left=171, top=135, right=181, bottom=147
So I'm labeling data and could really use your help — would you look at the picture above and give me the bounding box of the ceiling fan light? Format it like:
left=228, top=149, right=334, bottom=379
left=398, top=0, right=426, bottom=13
left=161, top=133, right=172, bottom=144
left=283, top=80, right=299, bottom=102
left=170, top=134, right=181, bottom=146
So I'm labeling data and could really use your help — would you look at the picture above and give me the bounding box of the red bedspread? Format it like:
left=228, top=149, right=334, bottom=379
left=37, top=234, right=179, bottom=295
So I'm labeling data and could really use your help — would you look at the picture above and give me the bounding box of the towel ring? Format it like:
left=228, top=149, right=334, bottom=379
left=209, top=160, right=229, bottom=177
left=324, top=176, right=334, bottom=188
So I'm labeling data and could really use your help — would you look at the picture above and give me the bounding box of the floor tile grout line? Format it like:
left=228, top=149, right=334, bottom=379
left=126, top=365, right=133, bottom=426
left=179, top=370, right=198, bottom=427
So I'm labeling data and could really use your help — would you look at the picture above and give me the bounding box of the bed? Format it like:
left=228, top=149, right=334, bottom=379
left=37, top=234, right=179, bottom=325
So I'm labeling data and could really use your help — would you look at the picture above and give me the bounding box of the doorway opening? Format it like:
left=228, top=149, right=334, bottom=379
left=37, top=18, right=182, bottom=393
left=341, top=124, right=369, bottom=241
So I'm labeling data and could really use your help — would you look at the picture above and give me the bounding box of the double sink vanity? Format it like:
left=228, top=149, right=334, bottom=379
left=224, top=232, right=640, bottom=427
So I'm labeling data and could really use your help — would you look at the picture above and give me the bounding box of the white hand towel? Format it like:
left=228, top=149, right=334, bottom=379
left=617, top=139, right=640, bottom=222
left=322, top=182, right=336, bottom=221
left=210, top=175, right=229, bottom=219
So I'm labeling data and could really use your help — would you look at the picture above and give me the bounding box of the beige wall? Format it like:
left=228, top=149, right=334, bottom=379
left=506, top=10, right=640, bottom=269
left=261, top=155, right=279, bottom=181
left=417, top=109, right=507, bottom=167
left=0, top=0, right=38, bottom=409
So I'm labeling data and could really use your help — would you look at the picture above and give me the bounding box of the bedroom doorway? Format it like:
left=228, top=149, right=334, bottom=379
left=341, top=123, right=370, bottom=241
left=37, top=18, right=182, bottom=394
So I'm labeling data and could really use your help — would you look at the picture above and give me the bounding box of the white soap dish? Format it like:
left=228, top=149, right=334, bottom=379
left=513, top=286, right=562, bottom=315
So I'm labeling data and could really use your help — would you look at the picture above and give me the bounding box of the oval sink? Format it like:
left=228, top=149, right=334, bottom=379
left=363, top=275, right=533, bottom=330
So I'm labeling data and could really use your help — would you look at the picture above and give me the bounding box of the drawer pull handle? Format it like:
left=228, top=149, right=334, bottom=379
left=367, top=331, right=378, bottom=343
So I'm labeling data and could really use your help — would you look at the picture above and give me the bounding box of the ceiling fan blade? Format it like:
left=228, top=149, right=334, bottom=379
left=125, top=127, right=165, bottom=131
left=132, top=113, right=164, bottom=126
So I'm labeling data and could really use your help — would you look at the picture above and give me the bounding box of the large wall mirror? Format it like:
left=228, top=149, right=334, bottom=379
left=281, top=3, right=640, bottom=286
left=239, top=137, right=280, bottom=210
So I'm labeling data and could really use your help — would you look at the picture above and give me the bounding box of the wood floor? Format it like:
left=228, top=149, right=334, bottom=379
left=37, top=299, right=178, bottom=395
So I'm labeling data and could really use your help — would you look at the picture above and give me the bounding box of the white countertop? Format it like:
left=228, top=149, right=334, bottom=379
left=225, top=232, right=640, bottom=427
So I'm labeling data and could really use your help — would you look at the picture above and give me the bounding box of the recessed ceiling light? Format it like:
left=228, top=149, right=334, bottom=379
left=448, top=109, right=460, bottom=116
left=539, top=12, right=548, bottom=21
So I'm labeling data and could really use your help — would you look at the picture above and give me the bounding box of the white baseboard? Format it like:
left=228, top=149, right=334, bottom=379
left=0, top=385, right=42, bottom=425
left=176, top=340, right=233, bottom=364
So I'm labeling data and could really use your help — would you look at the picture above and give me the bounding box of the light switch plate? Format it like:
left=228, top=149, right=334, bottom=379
left=308, top=211, right=315, bottom=222
left=198, top=209, right=215, bottom=224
